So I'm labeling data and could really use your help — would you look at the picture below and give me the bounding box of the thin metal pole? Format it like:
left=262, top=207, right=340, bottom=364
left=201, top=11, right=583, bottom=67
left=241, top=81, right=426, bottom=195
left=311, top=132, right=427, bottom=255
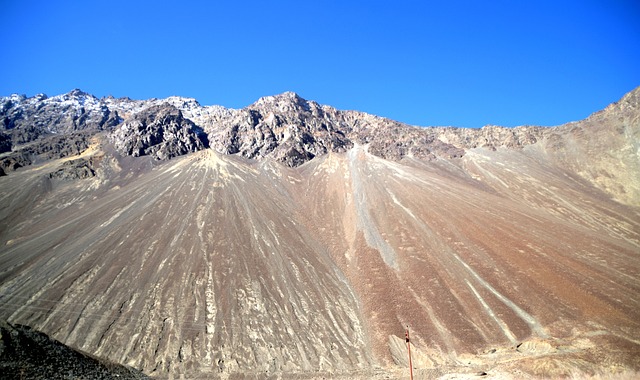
left=406, top=328, right=414, bottom=380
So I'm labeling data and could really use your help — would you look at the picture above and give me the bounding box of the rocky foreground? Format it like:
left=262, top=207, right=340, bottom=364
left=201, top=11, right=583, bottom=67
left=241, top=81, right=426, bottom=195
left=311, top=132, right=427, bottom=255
left=0, top=320, right=148, bottom=379
left=0, top=88, right=638, bottom=379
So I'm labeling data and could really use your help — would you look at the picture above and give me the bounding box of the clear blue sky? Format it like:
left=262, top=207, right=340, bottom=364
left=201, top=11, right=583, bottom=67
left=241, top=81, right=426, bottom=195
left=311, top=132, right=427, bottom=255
left=1, top=0, right=639, bottom=128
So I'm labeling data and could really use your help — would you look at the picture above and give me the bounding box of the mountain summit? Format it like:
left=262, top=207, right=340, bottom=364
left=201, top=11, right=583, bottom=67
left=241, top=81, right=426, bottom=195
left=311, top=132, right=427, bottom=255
left=0, top=88, right=639, bottom=378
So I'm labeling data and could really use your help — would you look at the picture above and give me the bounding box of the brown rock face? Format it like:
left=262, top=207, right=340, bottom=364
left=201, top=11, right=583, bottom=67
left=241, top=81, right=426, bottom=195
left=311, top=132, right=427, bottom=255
left=0, top=88, right=638, bottom=378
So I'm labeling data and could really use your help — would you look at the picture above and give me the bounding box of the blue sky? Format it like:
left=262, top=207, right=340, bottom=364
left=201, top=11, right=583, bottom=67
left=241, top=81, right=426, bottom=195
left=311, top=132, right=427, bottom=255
left=1, top=0, right=638, bottom=128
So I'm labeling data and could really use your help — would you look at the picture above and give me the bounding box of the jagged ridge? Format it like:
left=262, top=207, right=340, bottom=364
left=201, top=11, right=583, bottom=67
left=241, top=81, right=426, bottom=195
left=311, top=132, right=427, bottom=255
left=1, top=87, right=638, bottom=204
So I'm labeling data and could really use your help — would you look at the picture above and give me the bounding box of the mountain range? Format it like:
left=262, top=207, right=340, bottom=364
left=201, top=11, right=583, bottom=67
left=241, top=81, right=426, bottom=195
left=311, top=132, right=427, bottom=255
left=0, top=88, right=639, bottom=379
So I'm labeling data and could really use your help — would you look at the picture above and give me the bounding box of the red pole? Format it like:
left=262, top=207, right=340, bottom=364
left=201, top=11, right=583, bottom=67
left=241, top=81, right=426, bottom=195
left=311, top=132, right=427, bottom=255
left=406, top=328, right=414, bottom=380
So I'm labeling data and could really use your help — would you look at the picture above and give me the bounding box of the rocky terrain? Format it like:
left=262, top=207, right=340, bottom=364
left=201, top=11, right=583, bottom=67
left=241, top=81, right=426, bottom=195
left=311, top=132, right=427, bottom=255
left=0, top=88, right=638, bottom=379
left=0, top=320, right=148, bottom=379
left=110, top=104, right=208, bottom=160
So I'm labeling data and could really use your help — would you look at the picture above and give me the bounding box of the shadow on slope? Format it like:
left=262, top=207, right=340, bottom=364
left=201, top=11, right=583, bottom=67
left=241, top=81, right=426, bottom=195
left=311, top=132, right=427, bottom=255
left=0, top=320, right=148, bottom=380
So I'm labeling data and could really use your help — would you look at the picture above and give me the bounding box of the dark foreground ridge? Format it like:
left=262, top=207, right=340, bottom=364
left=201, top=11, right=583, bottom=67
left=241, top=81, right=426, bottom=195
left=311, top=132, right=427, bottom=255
left=0, top=320, right=148, bottom=379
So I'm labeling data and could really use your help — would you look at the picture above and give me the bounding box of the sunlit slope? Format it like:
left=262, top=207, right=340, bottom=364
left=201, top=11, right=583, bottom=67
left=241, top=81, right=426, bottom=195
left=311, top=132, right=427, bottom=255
left=0, top=150, right=373, bottom=376
left=542, top=87, right=640, bottom=206
left=296, top=145, right=640, bottom=366
left=0, top=141, right=639, bottom=377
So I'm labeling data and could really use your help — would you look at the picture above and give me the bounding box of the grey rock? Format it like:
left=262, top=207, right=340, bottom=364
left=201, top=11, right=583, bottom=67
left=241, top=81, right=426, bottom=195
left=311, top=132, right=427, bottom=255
left=0, top=90, right=119, bottom=145
left=204, top=93, right=354, bottom=165
left=111, top=104, right=208, bottom=160
left=0, top=133, right=10, bottom=154
left=0, top=89, right=543, bottom=171
left=1, top=87, right=638, bottom=204
left=0, top=133, right=92, bottom=173
left=48, top=157, right=96, bottom=180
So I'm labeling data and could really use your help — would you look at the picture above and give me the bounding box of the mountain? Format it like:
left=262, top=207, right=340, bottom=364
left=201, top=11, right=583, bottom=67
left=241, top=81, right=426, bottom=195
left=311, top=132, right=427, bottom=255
left=0, top=88, right=638, bottom=379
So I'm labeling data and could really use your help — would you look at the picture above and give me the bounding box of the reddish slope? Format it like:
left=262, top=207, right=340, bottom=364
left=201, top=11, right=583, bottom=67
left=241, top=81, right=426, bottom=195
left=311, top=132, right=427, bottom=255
left=296, top=144, right=640, bottom=372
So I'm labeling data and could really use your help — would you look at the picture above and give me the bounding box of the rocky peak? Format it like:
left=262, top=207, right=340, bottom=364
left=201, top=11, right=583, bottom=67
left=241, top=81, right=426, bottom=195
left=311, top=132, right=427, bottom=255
left=5, top=94, right=27, bottom=103
left=23, top=93, right=49, bottom=106
left=593, top=85, right=640, bottom=121
left=249, top=92, right=317, bottom=114
left=69, top=88, right=90, bottom=97
left=162, top=96, right=202, bottom=112
left=203, top=92, right=355, bottom=167
left=48, top=89, right=99, bottom=106
left=2, top=87, right=638, bottom=185
left=111, top=104, right=208, bottom=160
left=0, top=90, right=119, bottom=144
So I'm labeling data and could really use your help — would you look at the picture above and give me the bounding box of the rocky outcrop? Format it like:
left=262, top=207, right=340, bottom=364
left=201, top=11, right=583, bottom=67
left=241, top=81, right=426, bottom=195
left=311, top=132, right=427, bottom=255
left=48, top=157, right=96, bottom=180
left=435, top=125, right=546, bottom=150
left=1, top=87, right=638, bottom=204
left=0, top=320, right=148, bottom=379
left=111, top=104, right=208, bottom=160
left=0, top=133, right=11, bottom=154
left=0, top=90, right=120, bottom=144
left=202, top=91, right=556, bottom=165
left=0, top=153, right=31, bottom=173
left=0, top=133, right=93, bottom=173
left=204, top=93, right=353, bottom=166
left=0, top=89, right=558, bottom=170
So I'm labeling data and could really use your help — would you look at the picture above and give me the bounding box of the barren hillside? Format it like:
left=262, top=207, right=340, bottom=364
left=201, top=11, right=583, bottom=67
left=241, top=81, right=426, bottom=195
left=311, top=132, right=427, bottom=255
left=0, top=88, right=638, bottom=379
